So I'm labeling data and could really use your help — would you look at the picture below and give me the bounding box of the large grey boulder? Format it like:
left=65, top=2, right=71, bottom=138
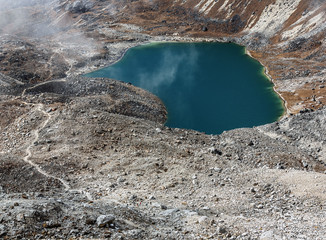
left=96, top=214, right=115, bottom=228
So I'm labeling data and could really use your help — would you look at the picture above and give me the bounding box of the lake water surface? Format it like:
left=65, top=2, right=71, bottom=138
left=85, top=42, right=284, bottom=134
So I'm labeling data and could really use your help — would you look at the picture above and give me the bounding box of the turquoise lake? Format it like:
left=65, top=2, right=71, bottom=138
left=85, top=42, right=284, bottom=134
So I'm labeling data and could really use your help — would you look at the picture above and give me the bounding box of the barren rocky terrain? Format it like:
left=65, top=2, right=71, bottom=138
left=0, top=0, right=326, bottom=239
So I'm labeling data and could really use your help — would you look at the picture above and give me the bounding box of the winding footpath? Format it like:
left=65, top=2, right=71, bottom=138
left=22, top=103, right=71, bottom=190
left=20, top=99, right=93, bottom=201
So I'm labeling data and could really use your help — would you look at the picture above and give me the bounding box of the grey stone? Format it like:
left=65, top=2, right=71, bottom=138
left=16, top=213, right=25, bottom=222
left=161, top=205, right=167, bottom=210
left=208, top=147, right=222, bottom=155
left=96, top=215, right=115, bottom=228
left=0, top=224, right=6, bottom=237
left=159, top=208, right=179, bottom=216
left=218, top=226, right=227, bottom=234
left=260, top=230, right=275, bottom=240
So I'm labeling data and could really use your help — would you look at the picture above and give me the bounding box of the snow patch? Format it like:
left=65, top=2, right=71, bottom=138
left=218, top=0, right=231, bottom=12
left=204, top=0, right=218, bottom=15
left=281, top=24, right=303, bottom=41
left=282, top=10, right=325, bottom=41
left=248, top=0, right=301, bottom=36
left=198, top=0, right=216, bottom=14
left=245, top=15, right=258, bottom=29
left=194, top=0, right=206, bottom=9
left=240, top=0, right=250, bottom=16
left=306, top=12, right=324, bottom=29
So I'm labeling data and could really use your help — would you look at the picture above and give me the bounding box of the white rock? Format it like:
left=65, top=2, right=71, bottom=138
left=96, top=214, right=115, bottom=228
left=0, top=224, right=6, bottom=236
left=260, top=230, right=276, bottom=240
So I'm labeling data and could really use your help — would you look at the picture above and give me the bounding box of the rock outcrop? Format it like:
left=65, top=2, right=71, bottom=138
left=65, top=0, right=94, bottom=13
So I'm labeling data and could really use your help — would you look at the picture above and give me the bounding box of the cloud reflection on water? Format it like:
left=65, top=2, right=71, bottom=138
left=138, top=44, right=199, bottom=93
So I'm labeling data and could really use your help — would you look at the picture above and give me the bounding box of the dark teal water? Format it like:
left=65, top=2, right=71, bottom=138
left=85, top=42, right=284, bottom=134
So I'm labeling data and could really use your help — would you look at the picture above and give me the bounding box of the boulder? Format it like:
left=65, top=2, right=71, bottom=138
left=96, top=214, right=115, bottom=228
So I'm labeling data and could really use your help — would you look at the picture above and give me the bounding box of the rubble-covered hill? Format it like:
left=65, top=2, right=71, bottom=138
left=0, top=0, right=326, bottom=239
left=0, top=74, right=326, bottom=239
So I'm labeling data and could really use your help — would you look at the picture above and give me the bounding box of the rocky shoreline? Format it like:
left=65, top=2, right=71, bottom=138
left=245, top=48, right=289, bottom=117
